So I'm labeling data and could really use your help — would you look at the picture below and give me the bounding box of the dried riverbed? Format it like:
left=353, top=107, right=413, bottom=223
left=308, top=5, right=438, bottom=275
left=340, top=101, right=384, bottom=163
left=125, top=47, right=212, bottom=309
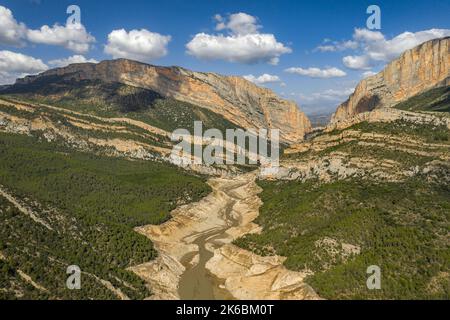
left=129, top=172, right=319, bottom=300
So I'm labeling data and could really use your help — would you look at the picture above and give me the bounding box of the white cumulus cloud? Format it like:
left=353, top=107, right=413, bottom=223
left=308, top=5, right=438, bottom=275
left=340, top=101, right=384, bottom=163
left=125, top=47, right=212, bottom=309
left=104, top=29, right=171, bottom=62
left=292, top=87, right=355, bottom=107
left=285, top=67, right=347, bottom=78
left=27, top=23, right=96, bottom=54
left=0, top=5, right=95, bottom=53
left=215, top=12, right=261, bottom=35
left=318, top=88, right=355, bottom=100
left=362, top=71, right=377, bottom=78
left=48, top=55, right=98, bottom=68
left=289, top=87, right=356, bottom=114
left=0, top=6, right=27, bottom=46
left=343, top=28, right=450, bottom=70
left=0, top=50, right=48, bottom=84
left=315, top=40, right=358, bottom=52
left=243, top=73, right=281, bottom=85
left=342, top=55, right=372, bottom=70
left=353, top=28, right=385, bottom=42
left=186, top=12, right=291, bottom=65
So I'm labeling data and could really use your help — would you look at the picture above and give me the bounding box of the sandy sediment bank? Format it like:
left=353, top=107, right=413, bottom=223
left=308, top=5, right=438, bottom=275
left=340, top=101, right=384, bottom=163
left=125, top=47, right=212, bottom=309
left=129, top=171, right=320, bottom=300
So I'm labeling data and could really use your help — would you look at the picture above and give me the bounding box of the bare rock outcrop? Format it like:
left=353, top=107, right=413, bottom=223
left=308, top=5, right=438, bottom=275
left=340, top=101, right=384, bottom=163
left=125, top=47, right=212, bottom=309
left=129, top=172, right=320, bottom=300
left=276, top=109, right=450, bottom=184
left=327, top=108, right=450, bottom=132
left=205, top=244, right=320, bottom=300
left=331, top=37, right=450, bottom=123
left=14, top=59, right=311, bottom=143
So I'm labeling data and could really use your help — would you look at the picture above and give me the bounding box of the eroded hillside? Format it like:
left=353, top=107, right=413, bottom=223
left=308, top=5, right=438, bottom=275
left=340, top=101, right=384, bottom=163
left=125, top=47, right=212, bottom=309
left=5, top=59, right=311, bottom=143
left=236, top=109, right=450, bottom=299
left=0, top=124, right=211, bottom=299
left=332, top=37, right=449, bottom=123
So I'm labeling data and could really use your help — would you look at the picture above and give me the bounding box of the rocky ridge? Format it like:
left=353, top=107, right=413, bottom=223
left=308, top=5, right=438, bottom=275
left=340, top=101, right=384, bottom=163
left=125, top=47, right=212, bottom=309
left=332, top=37, right=449, bottom=123
left=13, top=59, right=311, bottom=143
left=328, top=107, right=450, bottom=132
left=0, top=97, right=257, bottom=176
left=272, top=109, right=450, bottom=183
left=129, top=172, right=319, bottom=300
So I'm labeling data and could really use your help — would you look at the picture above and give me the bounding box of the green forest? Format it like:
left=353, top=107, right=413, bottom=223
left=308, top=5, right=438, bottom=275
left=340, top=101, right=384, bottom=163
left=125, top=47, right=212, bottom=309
left=2, top=77, right=241, bottom=134
left=235, top=174, right=450, bottom=299
left=0, top=132, right=210, bottom=299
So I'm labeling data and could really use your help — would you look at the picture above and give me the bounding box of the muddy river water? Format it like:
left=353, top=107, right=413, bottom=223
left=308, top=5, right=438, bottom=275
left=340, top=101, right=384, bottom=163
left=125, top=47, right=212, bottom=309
left=129, top=172, right=319, bottom=300
left=177, top=176, right=248, bottom=299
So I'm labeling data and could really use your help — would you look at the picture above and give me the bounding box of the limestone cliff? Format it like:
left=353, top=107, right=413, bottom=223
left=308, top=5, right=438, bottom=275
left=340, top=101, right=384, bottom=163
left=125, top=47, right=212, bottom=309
left=331, top=37, right=450, bottom=123
left=15, top=59, right=311, bottom=143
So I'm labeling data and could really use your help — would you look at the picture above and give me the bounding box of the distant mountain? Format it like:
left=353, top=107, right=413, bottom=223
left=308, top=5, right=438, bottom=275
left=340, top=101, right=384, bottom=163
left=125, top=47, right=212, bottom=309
left=4, top=59, right=311, bottom=143
left=331, top=37, right=449, bottom=124
left=308, top=112, right=332, bottom=128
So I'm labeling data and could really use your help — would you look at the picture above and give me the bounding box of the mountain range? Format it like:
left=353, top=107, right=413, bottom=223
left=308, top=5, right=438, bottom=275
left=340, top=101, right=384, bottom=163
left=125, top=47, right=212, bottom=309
left=0, top=37, right=449, bottom=300
left=5, top=59, right=311, bottom=144
left=332, top=36, right=449, bottom=123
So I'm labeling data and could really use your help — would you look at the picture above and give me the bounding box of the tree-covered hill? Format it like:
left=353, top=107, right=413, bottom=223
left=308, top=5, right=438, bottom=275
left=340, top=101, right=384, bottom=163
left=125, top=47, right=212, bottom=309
left=236, top=114, right=450, bottom=299
left=0, top=132, right=210, bottom=299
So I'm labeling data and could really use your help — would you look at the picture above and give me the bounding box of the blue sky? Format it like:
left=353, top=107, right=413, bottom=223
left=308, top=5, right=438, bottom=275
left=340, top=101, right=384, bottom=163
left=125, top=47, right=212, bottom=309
left=0, top=0, right=449, bottom=115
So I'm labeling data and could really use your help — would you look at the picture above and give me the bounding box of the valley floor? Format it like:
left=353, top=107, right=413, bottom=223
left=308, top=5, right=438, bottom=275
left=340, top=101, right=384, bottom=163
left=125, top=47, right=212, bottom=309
left=130, top=172, right=319, bottom=300
left=1, top=93, right=449, bottom=300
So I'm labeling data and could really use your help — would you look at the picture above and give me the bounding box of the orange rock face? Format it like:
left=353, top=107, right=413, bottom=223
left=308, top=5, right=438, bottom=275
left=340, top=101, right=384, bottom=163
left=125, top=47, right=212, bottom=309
left=17, top=59, right=311, bottom=143
left=331, top=37, right=450, bottom=123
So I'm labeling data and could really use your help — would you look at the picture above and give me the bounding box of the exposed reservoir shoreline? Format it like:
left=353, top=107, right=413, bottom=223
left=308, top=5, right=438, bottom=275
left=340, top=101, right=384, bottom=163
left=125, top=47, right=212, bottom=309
left=129, top=172, right=319, bottom=300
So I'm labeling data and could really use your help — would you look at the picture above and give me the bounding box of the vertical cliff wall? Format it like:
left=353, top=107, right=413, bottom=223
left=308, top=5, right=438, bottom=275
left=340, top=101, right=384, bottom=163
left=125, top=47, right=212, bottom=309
left=331, top=37, right=449, bottom=123
left=15, top=59, right=311, bottom=143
